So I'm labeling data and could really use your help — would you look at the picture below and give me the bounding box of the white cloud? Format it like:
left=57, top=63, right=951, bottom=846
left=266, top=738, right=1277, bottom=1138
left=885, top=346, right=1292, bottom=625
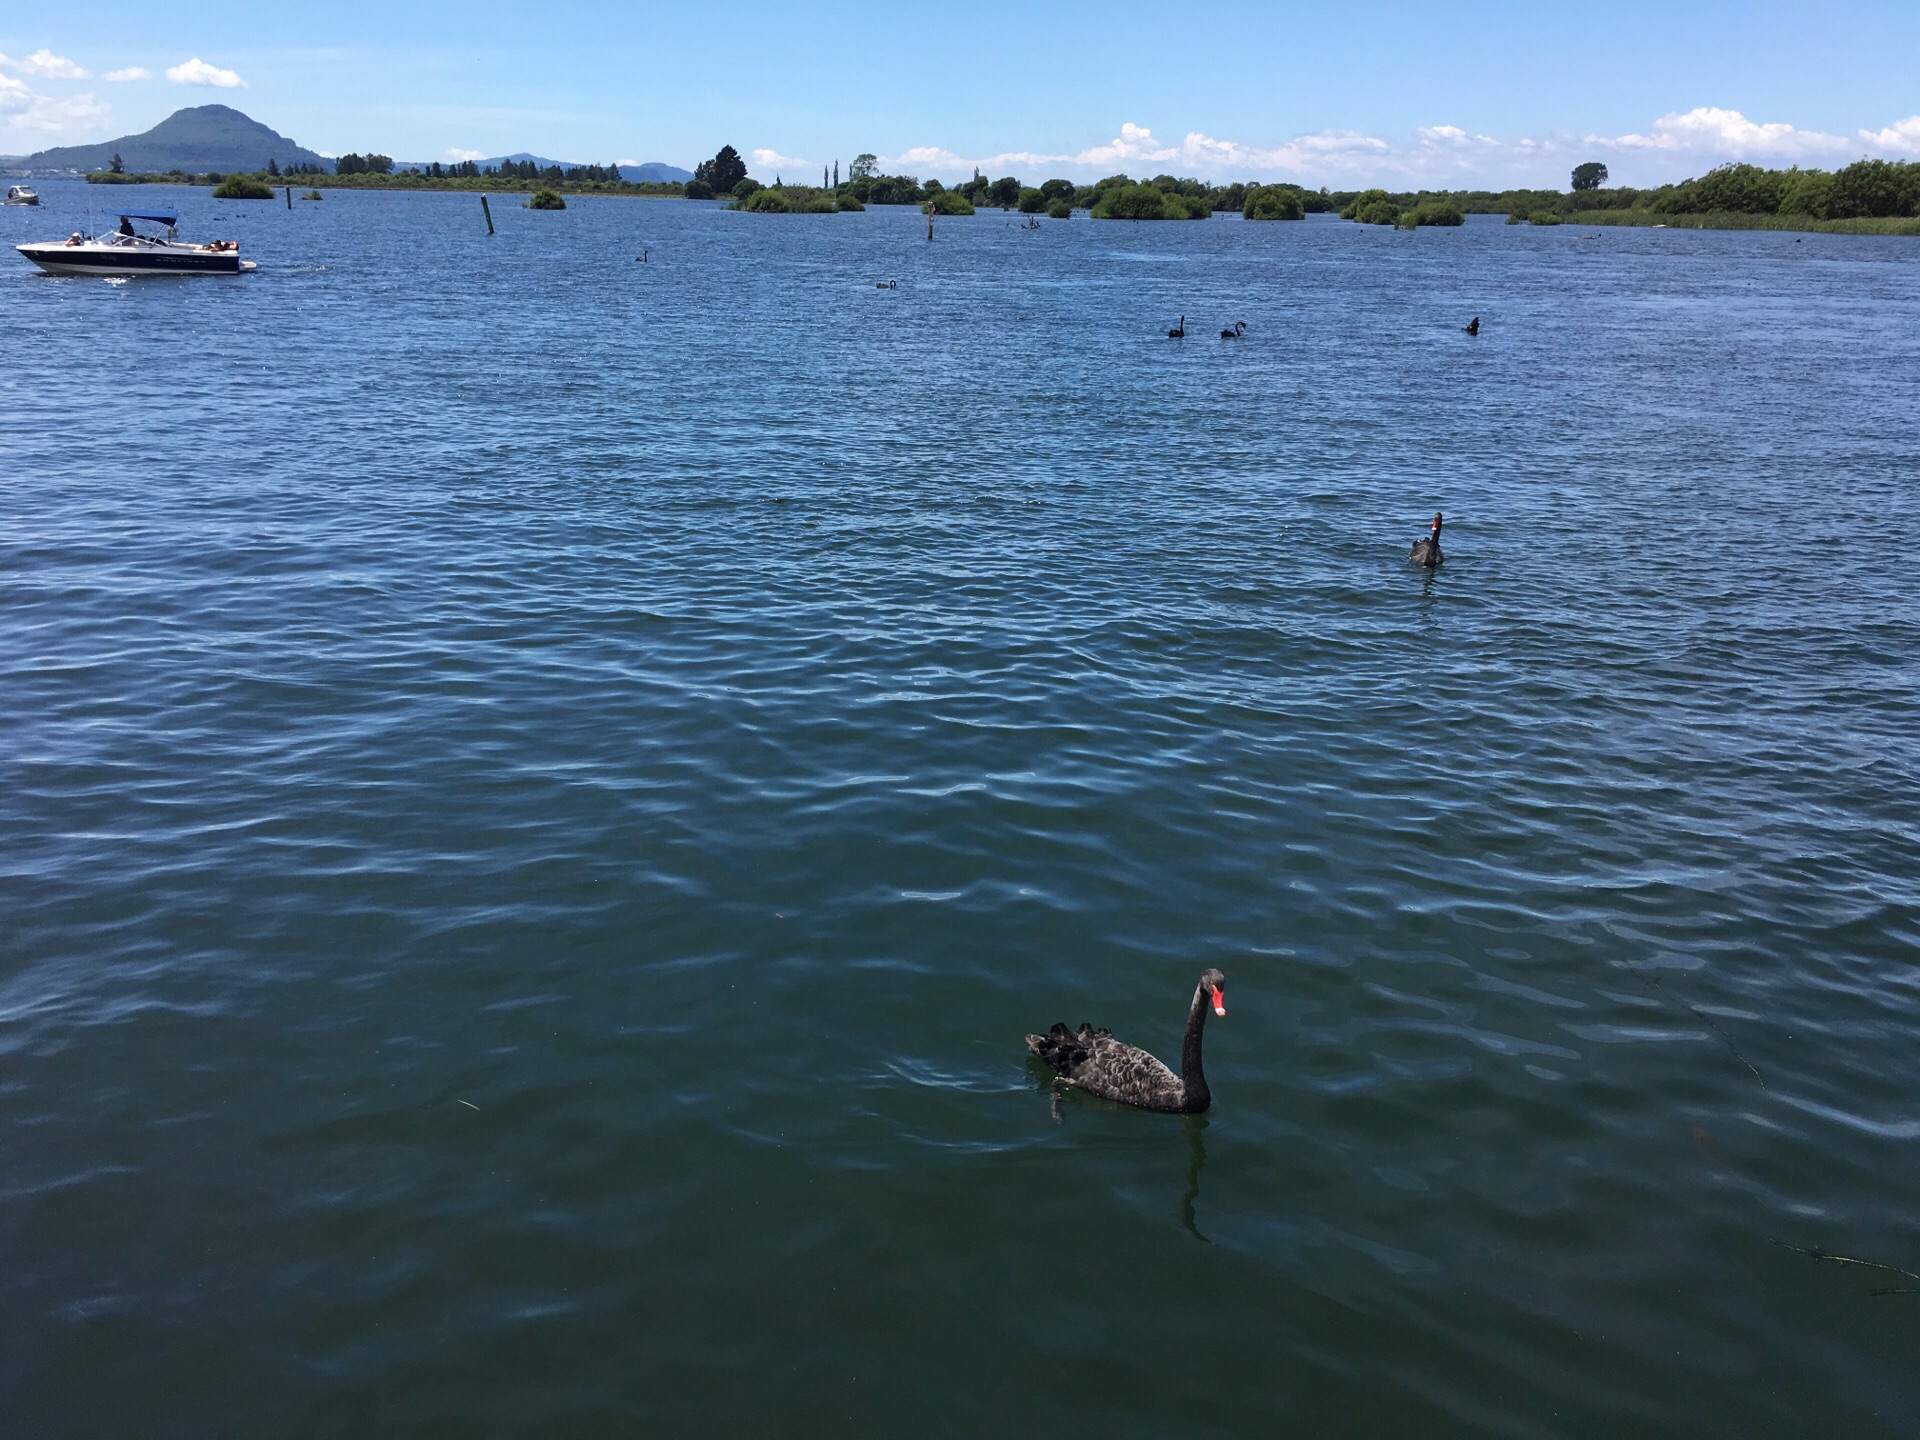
left=447, top=147, right=484, bottom=161
left=0, top=73, right=109, bottom=132
left=0, top=49, right=89, bottom=79
left=104, top=67, right=150, bottom=82
left=1608, top=107, right=1849, bottom=161
left=1860, top=115, right=1920, bottom=152
left=751, top=147, right=809, bottom=174
left=616, top=157, right=638, bottom=167
left=165, top=57, right=245, bottom=88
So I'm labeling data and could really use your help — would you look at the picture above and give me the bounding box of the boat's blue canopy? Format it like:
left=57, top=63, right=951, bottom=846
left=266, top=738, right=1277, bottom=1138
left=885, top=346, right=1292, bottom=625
left=119, top=211, right=177, bottom=225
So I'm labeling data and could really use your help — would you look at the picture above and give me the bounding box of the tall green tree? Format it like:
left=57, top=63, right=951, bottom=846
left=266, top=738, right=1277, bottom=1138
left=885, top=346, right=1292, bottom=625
left=695, top=145, right=748, bottom=193
left=1570, top=161, right=1608, bottom=191
left=850, top=153, right=877, bottom=180
left=109, top=151, right=124, bottom=174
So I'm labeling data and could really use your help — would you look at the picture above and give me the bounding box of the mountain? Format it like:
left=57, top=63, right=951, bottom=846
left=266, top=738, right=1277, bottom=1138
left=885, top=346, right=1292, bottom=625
left=19, top=105, right=328, bottom=175
left=620, top=162, right=692, bottom=183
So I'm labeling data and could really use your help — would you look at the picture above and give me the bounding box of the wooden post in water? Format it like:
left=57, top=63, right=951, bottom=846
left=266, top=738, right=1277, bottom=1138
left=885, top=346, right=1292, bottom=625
left=927, top=205, right=934, bottom=241
left=481, top=194, right=495, bottom=235
left=285, top=185, right=292, bottom=209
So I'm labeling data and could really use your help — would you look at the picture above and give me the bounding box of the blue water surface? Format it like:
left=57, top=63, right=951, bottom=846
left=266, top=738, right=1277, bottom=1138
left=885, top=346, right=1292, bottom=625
left=4, top=181, right=1920, bottom=1438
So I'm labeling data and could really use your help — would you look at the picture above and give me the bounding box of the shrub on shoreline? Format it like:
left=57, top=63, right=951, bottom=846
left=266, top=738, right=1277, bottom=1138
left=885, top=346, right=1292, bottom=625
left=1243, top=185, right=1305, bottom=221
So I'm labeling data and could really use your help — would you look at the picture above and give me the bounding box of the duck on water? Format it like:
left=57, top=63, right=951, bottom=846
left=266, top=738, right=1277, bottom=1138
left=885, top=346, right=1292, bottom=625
left=1026, top=969, right=1226, bottom=1113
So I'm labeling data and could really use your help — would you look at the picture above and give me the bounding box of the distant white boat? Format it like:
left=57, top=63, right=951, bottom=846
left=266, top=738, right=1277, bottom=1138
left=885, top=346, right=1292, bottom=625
left=4, top=185, right=39, bottom=206
left=15, top=210, right=255, bottom=276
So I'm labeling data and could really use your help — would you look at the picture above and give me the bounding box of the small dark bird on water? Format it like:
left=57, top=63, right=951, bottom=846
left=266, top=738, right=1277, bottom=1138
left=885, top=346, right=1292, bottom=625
left=1410, top=511, right=1444, bottom=567
left=1167, top=316, right=1185, bottom=338
left=1463, top=316, right=1480, bottom=335
left=1221, top=321, right=1246, bottom=339
left=1026, top=969, right=1226, bottom=1113
left=636, top=249, right=648, bottom=262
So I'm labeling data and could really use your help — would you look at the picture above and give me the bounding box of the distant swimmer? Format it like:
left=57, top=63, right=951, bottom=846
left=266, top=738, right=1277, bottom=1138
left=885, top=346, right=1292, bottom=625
left=1220, top=321, right=1246, bottom=339
left=1167, top=315, right=1185, bottom=338
left=1463, top=316, right=1480, bottom=335
left=1410, top=512, right=1444, bottom=568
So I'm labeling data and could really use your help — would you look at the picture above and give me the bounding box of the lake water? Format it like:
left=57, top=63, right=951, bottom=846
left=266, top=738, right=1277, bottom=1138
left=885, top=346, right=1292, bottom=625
left=5, top=181, right=1920, bottom=1438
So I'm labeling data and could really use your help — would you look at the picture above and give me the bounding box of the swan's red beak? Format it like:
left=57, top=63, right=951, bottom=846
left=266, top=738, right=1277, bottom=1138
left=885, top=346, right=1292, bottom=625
left=1211, top=986, right=1226, bottom=1017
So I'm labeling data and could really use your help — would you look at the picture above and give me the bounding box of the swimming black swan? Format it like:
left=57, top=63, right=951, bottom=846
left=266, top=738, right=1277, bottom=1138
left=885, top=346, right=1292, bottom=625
left=1220, top=321, right=1246, bottom=339
left=1463, top=316, right=1480, bottom=335
left=1026, top=969, right=1226, bottom=1113
left=1167, top=316, right=1185, bottom=338
left=1410, top=511, right=1444, bottom=567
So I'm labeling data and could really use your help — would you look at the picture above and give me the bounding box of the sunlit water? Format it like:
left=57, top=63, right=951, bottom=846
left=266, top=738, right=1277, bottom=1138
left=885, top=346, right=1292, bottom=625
left=4, top=181, right=1919, bottom=1437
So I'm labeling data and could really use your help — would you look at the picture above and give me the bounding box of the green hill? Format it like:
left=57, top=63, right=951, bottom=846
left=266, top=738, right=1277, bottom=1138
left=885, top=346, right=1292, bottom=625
left=19, top=105, right=328, bottom=175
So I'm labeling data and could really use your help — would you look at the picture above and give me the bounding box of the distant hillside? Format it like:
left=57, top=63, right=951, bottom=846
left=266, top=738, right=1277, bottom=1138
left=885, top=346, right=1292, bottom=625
left=398, top=153, right=692, bottom=183
left=20, top=105, right=327, bottom=174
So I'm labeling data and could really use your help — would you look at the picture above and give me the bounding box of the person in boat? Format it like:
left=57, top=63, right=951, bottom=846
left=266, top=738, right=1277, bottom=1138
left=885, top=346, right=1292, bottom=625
left=65, top=232, right=84, bottom=246
left=117, top=216, right=134, bottom=237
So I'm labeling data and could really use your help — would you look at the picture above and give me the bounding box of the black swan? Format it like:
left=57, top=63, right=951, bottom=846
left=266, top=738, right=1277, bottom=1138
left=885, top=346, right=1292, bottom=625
left=1410, top=511, right=1444, bottom=567
left=1167, top=316, right=1185, bottom=338
left=1463, top=316, right=1480, bottom=335
left=1026, top=969, right=1226, bottom=1113
left=1220, top=321, right=1246, bottom=339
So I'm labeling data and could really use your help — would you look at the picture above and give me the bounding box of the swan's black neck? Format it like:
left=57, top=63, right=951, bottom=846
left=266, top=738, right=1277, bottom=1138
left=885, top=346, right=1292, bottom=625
left=1180, top=982, right=1212, bottom=1110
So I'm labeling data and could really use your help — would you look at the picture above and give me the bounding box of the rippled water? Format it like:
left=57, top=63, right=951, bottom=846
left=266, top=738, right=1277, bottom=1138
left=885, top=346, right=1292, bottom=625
left=5, top=181, right=1920, bottom=1437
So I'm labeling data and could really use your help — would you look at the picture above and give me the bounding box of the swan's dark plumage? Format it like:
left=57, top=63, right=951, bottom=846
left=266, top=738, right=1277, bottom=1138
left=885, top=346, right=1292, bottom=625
left=1025, top=969, right=1225, bottom=1113
left=1167, top=315, right=1185, bottom=338
left=1463, top=316, right=1480, bottom=335
left=1220, top=321, right=1246, bottom=339
left=1410, top=511, right=1444, bottom=567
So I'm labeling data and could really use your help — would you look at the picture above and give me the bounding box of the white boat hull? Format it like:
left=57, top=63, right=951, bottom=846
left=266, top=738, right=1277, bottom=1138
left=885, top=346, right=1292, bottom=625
left=16, top=241, right=246, bottom=276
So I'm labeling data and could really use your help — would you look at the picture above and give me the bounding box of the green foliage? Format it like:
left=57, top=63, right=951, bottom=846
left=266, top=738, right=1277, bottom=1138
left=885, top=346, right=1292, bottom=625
left=696, top=145, right=748, bottom=193
left=1670, top=163, right=1785, bottom=215
left=836, top=196, right=865, bottom=212
left=526, top=188, right=567, bottom=209
left=924, top=189, right=974, bottom=215
left=303, top=190, right=322, bottom=200
left=1017, top=187, right=1046, bottom=213
left=741, top=187, right=792, bottom=212
left=1527, top=210, right=1561, bottom=225
left=333, top=153, right=394, bottom=176
left=988, top=175, right=1021, bottom=208
left=1405, top=199, right=1465, bottom=227
left=109, top=152, right=124, bottom=174
left=1243, top=184, right=1305, bottom=221
left=211, top=174, right=275, bottom=199
left=733, top=177, right=763, bottom=199
left=684, top=178, right=714, bottom=200
left=1828, top=158, right=1920, bottom=219
left=1040, top=178, right=1074, bottom=203
left=1046, top=198, right=1071, bottom=220
left=850, top=153, right=877, bottom=181
left=1091, top=181, right=1208, bottom=220
left=266, top=157, right=280, bottom=177
left=1570, top=161, right=1608, bottom=191
left=1340, top=189, right=1399, bottom=225
left=865, top=174, right=926, bottom=205
left=1776, top=169, right=1834, bottom=218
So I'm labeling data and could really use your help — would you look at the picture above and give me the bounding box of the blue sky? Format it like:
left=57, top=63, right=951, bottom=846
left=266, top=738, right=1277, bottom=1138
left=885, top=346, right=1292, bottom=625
left=6, top=1, right=1920, bottom=186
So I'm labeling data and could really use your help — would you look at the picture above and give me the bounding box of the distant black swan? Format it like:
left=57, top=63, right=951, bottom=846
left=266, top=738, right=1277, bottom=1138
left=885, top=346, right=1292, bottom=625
left=1411, top=511, right=1444, bottom=567
left=1220, top=321, right=1246, bottom=339
left=1463, top=316, right=1480, bottom=335
left=1026, top=969, right=1226, bottom=1113
left=1167, top=316, right=1185, bottom=338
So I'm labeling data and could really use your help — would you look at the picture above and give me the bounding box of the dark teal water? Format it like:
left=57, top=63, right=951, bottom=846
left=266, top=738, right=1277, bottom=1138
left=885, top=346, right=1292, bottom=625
left=5, top=182, right=1920, bottom=1438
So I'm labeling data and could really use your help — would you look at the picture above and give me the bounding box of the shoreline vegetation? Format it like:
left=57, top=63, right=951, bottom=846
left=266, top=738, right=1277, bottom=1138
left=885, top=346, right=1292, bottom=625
left=81, top=148, right=1920, bottom=237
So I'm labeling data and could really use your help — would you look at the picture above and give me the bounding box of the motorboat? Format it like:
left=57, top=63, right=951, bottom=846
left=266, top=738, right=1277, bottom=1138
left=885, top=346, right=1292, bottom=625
left=15, top=210, right=255, bottom=276
left=5, top=185, right=39, bottom=205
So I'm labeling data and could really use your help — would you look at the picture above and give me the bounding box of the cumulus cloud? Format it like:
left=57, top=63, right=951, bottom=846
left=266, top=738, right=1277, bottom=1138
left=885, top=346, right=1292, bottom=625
left=1609, top=107, right=1849, bottom=160
left=447, top=147, right=484, bottom=161
left=0, top=49, right=89, bottom=79
left=166, top=57, right=245, bottom=88
left=104, top=67, right=150, bottom=82
left=1860, top=114, right=1920, bottom=151
left=0, top=72, right=109, bottom=132
left=616, top=157, right=639, bottom=167
left=751, top=147, right=809, bottom=173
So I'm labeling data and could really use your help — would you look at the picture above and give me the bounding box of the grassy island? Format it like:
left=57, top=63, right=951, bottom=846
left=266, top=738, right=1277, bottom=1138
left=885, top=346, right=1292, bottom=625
left=211, top=174, right=275, bottom=200
left=526, top=188, right=566, bottom=210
